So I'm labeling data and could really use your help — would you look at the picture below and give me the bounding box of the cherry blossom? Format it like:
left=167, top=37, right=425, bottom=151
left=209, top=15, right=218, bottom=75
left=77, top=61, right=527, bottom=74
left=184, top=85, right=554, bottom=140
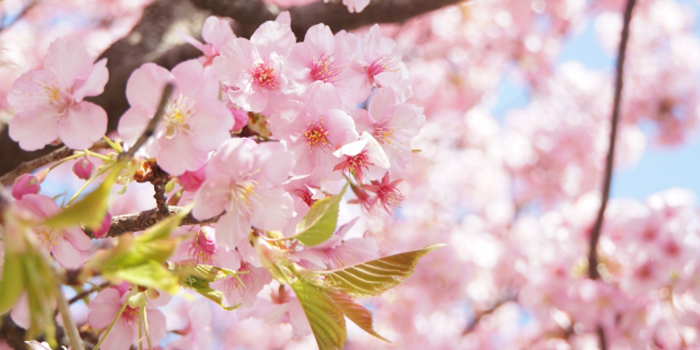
left=87, top=287, right=167, bottom=350
left=117, top=60, right=233, bottom=176
left=8, top=37, right=108, bottom=150
left=192, top=138, right=294, bottom=249
left=15, top=194, right=91, bottom=269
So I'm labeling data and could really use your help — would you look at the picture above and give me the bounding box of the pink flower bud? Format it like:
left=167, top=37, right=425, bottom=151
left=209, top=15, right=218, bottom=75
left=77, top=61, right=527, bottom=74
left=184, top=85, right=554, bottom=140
left=12, top=173, right=41, bottom=200
left=92, top=212, right=112, bottom=238
left=179, top=166, right=206, bottom=192
left=73, top=158, right=94, bottom=180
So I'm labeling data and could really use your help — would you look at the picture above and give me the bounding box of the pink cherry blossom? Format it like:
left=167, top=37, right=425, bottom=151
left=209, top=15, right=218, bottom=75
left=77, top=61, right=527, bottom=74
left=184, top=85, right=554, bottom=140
left=287, top=24, right=365, bottom=108
left=333, top=131, right=390, bottom=182
left=166, top=298, right=213, bottom=350
left=15, top=194, right=91, bottom=269
left=213, top=18, right=295, bottom=113
left=182, top=16, right=236, bottom=66
left=192, top=138, right=294, bottom=249
left=8, top=37, right=109, bottom=150
left=87, top=287, right=167, bottom=350
left=281, top=82, right=359, bottom=178
left=353, top=87, right=425, bottom=174
left=352, top=25, right=412, bottom=101
left=117, top=60, right=233, bottom=176
left=211, top=262, right=273, bottom=309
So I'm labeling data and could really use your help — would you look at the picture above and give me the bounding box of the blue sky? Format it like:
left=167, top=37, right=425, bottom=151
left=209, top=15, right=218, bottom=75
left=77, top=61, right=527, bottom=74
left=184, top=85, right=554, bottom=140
left=491, top=7, right=700, bottom=202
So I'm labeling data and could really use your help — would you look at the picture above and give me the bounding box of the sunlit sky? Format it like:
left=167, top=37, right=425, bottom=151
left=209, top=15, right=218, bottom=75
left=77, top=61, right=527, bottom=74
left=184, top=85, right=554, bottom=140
left=491, top=2, right=700, bottom=201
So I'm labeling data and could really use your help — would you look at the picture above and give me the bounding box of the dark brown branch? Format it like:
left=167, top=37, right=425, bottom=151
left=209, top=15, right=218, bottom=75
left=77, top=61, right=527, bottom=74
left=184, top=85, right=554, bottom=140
left=0, top=140, right=110, bottom=187
left=587, top=0, right=636, bottom=349
left=191, top=0, right=468, bottom=39
left=92, top=205, right=221, bottom=238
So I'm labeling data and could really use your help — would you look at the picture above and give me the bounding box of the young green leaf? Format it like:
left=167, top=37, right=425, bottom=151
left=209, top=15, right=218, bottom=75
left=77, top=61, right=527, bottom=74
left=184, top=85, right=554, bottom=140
left=112, top=260, right=179, bottom=293
left=295, top=184, right=347, bottom=247
left=325, top=289, right=390, bottom=343
left=290, top=278, right=347, bottom=350
left=183, top=277, right=240, bottom=311
left=44, top=162, right=126, bottom=230
left=0, top=236, right=25, bottom=315
left=319, top=244, right=444, bottom=297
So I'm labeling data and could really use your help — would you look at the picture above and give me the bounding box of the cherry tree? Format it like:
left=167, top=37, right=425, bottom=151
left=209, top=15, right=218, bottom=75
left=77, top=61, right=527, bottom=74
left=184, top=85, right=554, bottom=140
left=1, top=0, right=699, bottom=349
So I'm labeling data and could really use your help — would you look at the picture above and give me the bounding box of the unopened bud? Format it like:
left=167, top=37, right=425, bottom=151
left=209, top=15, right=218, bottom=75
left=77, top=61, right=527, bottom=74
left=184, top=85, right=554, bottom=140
left=73, top=158, right=94, bottom=180
left=12, top=173, right=41, bottom=200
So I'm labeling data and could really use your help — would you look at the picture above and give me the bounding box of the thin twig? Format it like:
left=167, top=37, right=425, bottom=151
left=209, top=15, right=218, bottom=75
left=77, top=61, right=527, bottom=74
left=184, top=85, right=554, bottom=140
left=587, top=0, right=636, bottom=348
left=462, top=292, right=517, bottom=335
left=120, top=83, right=174, bottom=160
left=0, top=140, right=110, bottom=186
left=68, top=282, right=111, bottom=305
left=86, top=205, right=222, bottom=238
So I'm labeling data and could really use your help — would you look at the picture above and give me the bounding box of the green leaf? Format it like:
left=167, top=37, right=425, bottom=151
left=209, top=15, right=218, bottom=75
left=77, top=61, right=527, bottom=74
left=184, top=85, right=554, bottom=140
left=319, top=244, right=444, bottom=297
left=290, top=278, right=346, bottom=350
left=325, top=289, right=390, bottom=343
left=185, top=281, right=240, bottom=311
left=112, top=260, right=179, bottom=293
left=295, top=184, right=347, bottom=247
left=0, top=241, right=25, bottom=315
left=45, top=162, right=125, bottom=230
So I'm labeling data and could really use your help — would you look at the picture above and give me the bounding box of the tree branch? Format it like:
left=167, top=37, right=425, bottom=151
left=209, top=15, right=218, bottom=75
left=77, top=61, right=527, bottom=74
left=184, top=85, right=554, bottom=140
left=587, top=0, right=636, bottom=348
left=0, top=140, right=110, bottom=187
left=191, top=0, right=468, bottom=38
left=92, top=205, right=221, bottom=238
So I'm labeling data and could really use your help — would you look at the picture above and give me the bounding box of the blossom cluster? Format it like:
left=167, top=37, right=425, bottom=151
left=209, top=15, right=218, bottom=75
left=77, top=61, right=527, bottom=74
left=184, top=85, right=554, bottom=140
left=2, top=12, right=425, bottom=350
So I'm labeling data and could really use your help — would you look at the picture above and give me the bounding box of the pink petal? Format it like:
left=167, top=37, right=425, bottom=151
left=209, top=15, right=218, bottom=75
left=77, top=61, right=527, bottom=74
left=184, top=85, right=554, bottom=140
left=125, top=63, right=173, bottom=112
left=157, top=133, right=208, bottom=176
left=187, top=104, right=234, bottom=150
left=213, top=38, right=255, bottom=86
left=171, top=60, right=213, bottom=101
left=9, top=105, right=60, bottom=151
left=250, top=188, right=292, bottom=231
left=73, top=58, right=109, bottom=102
left=214, top=212, right=249, bottom=250
left=202, top=16, right=235, bottom=50
left=63, top=227, right=92, bottom=250
left=303, top=24, right=335, bottom=53
left=52, top=238, right=85, bottom=269
left=6, top=70, right=56, bottom=109
left=17, top=194, right=60, bottom=218
left=102, top=319, right=134, bottom=350
left=10, top=293, right=30, bottom=329
left=88, top=288, right=122, bottom=329
left=58, top=101, right=108, bottom=149
left=117, top=106, right=152, bottom=146
left=368, top=87, right=396, bottom=123
left=192, top=175, right=231, bottom=220
left=250, top=21, right=296, bottom=58
left=43, top=38, right=93, bottom=90
left=254, top=142, right=294, bottom=185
